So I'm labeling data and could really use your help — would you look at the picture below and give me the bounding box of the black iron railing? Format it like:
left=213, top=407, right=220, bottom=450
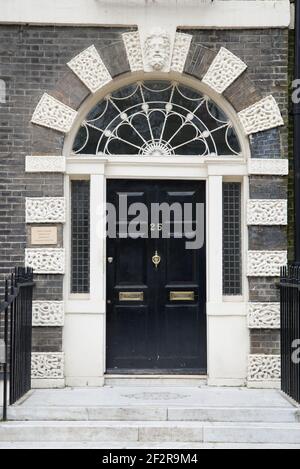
left=0, top=268, right=34, bottom=420
left=280, top=265, right=300, bottom=404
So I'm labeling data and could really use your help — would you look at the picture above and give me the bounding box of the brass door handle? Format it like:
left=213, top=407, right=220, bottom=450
left=152, top=250, right=161, bottom=269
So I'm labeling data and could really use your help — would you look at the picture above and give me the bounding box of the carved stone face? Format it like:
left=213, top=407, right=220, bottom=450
left=144, top=29, right=170, bottom=71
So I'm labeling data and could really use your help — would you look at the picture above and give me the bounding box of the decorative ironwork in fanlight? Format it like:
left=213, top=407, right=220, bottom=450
left=73, top=81, right=241, bottom=157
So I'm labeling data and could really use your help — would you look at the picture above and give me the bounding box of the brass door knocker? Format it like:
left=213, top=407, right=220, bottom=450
left=152, top=250, right=161, bottom=269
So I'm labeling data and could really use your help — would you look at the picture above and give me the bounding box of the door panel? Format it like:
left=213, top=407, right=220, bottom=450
left=159, top=305, right=202, bottom=359
left=106, top=179, right=206, bottom=373
left=165, top=237, right=198, bottom=283
left=115, top=238, right=148, bottom=286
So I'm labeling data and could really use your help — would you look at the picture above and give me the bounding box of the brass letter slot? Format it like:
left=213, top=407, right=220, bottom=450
left=119, top=291, right=144, bottom=301
left=170, top=291, right=195, bottom=301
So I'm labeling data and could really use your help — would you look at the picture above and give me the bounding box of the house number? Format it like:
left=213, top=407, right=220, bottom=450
left=150, top=223, right=163, bottom=232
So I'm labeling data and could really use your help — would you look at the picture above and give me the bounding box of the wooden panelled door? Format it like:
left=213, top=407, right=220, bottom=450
left=106, top=180, right=206, bottom=374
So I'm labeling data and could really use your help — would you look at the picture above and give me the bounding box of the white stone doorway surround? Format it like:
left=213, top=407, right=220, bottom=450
left=61, top=72, right=250, bottom=388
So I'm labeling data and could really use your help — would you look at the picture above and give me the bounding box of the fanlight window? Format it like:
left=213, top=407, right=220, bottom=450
left=73, top=81, right=241, bottom=157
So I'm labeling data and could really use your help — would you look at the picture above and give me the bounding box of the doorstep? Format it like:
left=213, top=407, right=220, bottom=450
left=104, top=374, right=207, bottom=387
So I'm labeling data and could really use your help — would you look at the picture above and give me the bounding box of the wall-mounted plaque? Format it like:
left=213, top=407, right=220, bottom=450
left=31, top=226, right=58, bottom=245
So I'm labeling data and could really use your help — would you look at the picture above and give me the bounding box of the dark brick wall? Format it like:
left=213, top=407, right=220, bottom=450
left=248, top=226, right=287, bottom=251
left=32, top=327, right=63, bottom=352
left=248, top=277, right=280, bottom=303
left=249, top=176, right=287, bottom=199
left=250, top=129, right=282, bottom=159
left=33, top=275, right=64, bottom=301
left=250, top=330, right=281, bottom=355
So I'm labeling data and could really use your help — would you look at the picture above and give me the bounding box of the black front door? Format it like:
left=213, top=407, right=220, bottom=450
left=106, top=180, right=206, bottom=374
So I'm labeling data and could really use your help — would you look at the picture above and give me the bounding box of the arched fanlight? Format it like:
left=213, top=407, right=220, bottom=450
left=73, top=80, right=241, bottom=157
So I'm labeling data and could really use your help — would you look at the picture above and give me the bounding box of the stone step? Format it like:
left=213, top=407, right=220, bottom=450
left=7, top=405, right=298, bottom=423
left=104, top=376, right=207, bottom=387
left=1, top=421, right=300, bottom=444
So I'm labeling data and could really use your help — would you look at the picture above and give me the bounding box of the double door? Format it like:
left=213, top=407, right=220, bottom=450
left=106, top=179, right=206, bottom=373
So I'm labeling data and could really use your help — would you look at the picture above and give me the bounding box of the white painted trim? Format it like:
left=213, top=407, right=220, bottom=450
left=90, top=174, right=106, bottom=306
left=0, top=1, right=290, bottom=28
left=66, top=155, right=248, bottom=179
left=207, top=176, right=223, bottom=304
left=65, top=300, right=105, bottom=315
left=207, top=302, right=246, bottom=317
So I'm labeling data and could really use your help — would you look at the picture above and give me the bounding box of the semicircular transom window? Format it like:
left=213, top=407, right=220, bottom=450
left=73, top=80, right=241, bottom=157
